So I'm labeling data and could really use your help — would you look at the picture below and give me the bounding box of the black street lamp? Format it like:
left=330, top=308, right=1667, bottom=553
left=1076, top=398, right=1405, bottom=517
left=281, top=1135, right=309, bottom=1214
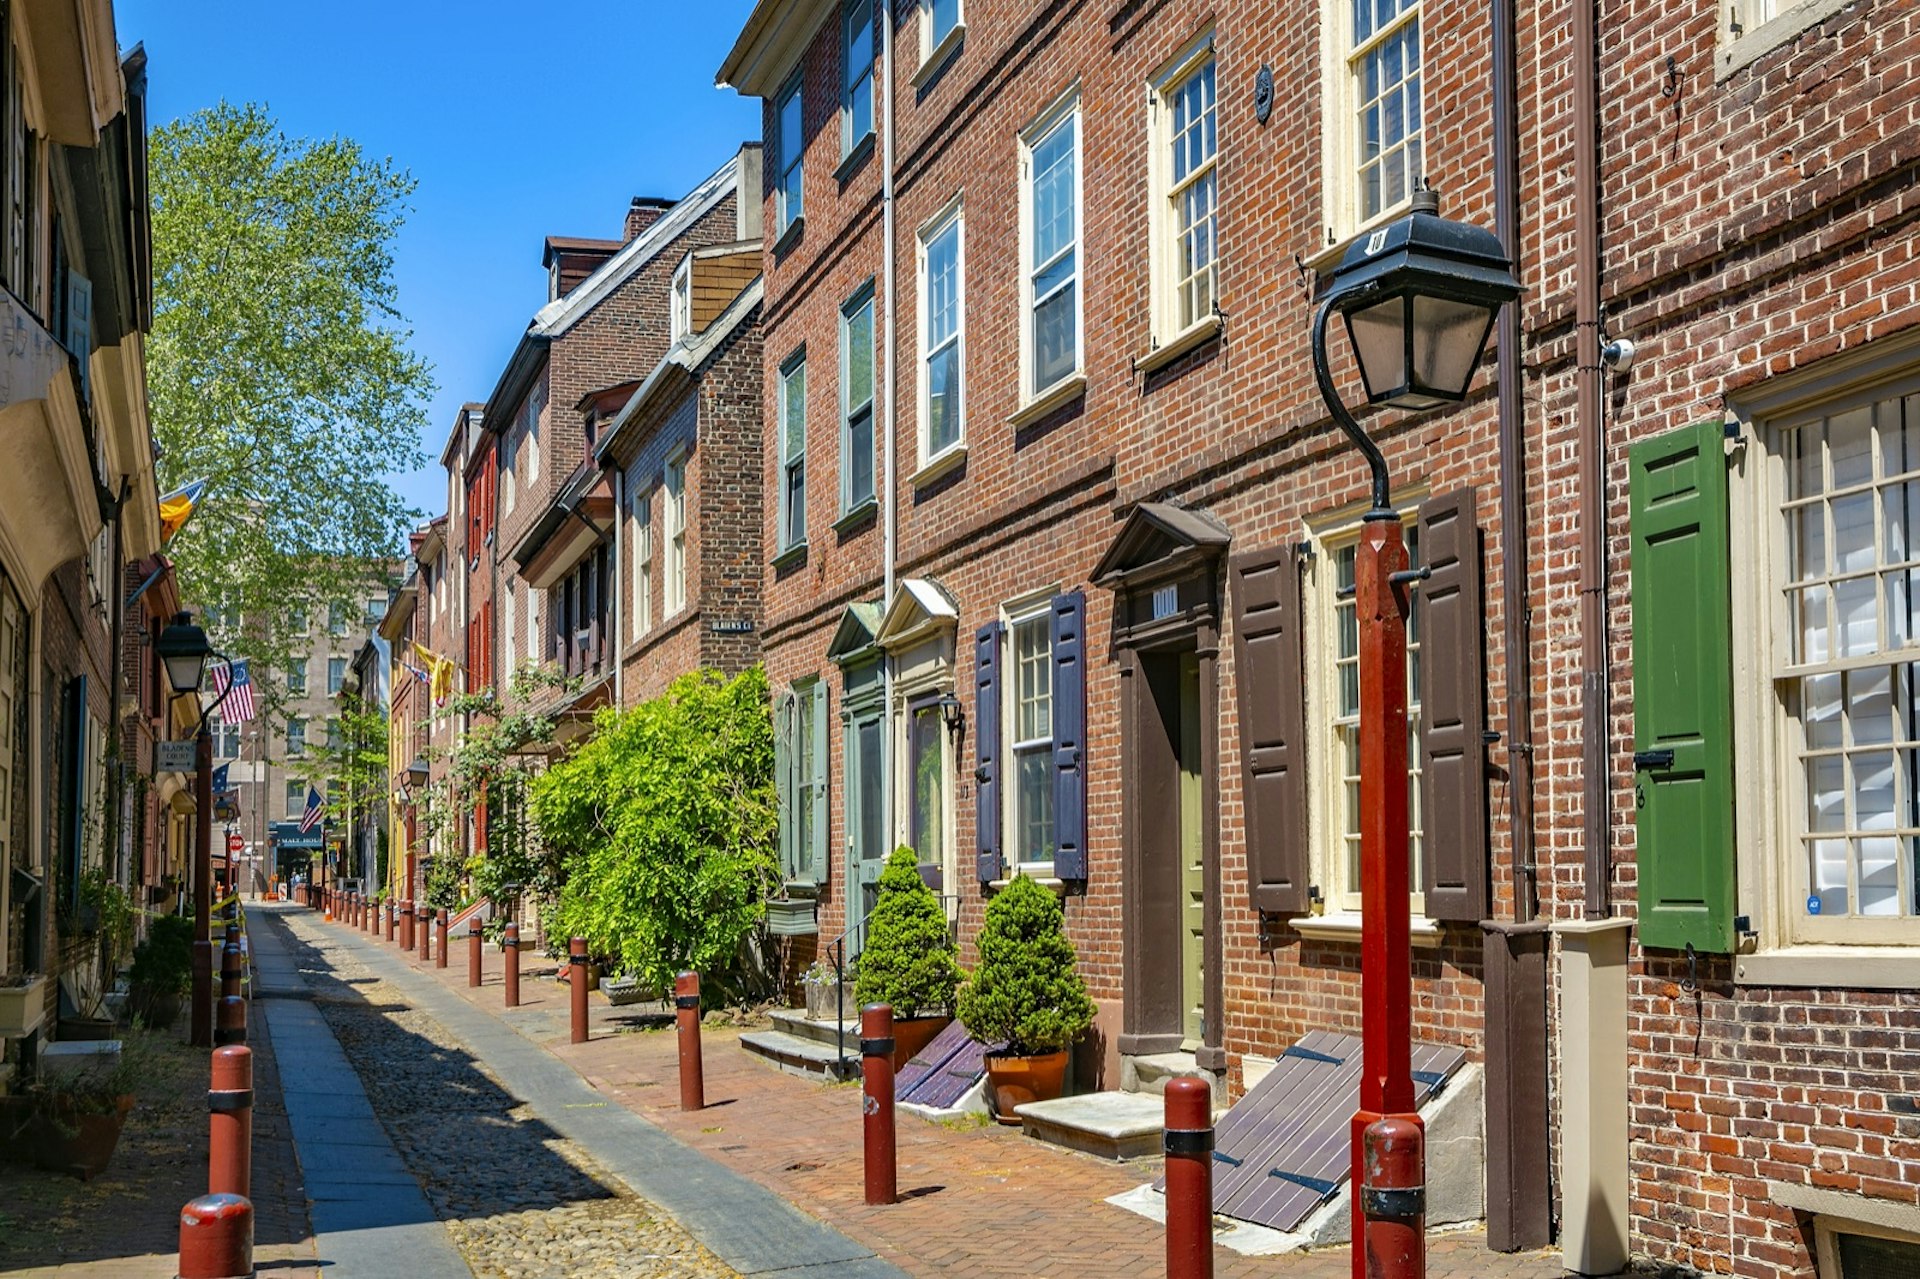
left=155, top=611, right=234, bottom=1049
left=1308, top=187, right=1518, bottom=1279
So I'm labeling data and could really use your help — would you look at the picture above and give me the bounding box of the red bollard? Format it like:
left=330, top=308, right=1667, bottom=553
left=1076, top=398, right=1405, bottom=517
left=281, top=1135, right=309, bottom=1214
left=468, top=922, right=483, bottom=988
left=503, top=923, right=521, bottom=1007
left=1164, top=1076, right=1215, bottom=1279
left=417, top=902, right=430, bottom=961
left=436, top=910, right=449, bottom=969
left=1361, top=1114, right=1426, bottom=1279
left=674, top=970, right=703, bottom=1111
left=177, top=1192, right=252, bottom=1279
left=365, top=896, right=376, bottom=935
left=861, top=1003, right=897, bottom=1206
left=386, top=901, right=397, bottom=943
left=208, top=1046, right=252, bottom=1198
left=215, top=934, right=246, bottom=1046
left=400, top=900, right=414, bottom=952
left=569, top=937, right=589, bottom=1044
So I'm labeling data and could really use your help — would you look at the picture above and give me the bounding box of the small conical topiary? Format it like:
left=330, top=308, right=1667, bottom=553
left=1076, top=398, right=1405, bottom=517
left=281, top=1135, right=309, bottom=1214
left=853, top=845, right=961, bottom=1018
left=955, top=872, right=1095, bottom=1057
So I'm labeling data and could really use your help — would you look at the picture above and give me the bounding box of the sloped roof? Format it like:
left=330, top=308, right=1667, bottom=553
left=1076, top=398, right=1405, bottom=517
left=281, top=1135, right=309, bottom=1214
left=1091, top=502, right=1233, bottom=586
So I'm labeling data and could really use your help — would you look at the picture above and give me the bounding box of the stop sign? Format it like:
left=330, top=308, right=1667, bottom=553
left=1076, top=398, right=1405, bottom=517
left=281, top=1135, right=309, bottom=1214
left=227, top=834, right=244, bottom=855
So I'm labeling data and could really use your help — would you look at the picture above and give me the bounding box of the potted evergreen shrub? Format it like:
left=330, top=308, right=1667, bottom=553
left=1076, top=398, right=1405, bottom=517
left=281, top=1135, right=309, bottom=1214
left=1, top=1033, right=148, bottom=1179
left=853, top=846, right=961, bottom=1069
left=127, top=915, right=193, bottom=1030
left=955, top=872, right=1096, bottom=1123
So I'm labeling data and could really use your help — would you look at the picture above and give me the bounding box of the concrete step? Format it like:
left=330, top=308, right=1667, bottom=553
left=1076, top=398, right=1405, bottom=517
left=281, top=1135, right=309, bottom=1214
left=1015, top=1091, right=1166, bottom=1161
left=767, top=1008, right=860, bottom=1054
left=1121, top=1051, right=1223, bottom=1110
left=739, top=1029, right=860, bottom=1082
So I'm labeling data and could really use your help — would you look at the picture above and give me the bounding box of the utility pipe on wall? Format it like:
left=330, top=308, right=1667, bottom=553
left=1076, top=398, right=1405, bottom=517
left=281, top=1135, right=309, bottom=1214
left=1574, top=0, right=1611, bottom=917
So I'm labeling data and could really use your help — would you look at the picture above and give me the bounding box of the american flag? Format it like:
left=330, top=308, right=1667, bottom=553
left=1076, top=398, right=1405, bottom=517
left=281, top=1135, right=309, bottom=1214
left=298, top=785, right=325, bottom=834
left=210, top=659, right=256, bottom=722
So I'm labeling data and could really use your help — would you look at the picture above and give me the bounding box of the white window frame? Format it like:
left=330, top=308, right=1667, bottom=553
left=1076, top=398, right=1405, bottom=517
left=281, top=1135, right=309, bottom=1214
left=501, top=438, right=518, bottom=517
left=527, top=382, right=543, bottom=483
left=1305, top=504, right=1427, bottom=921
left=327, top=657, right=347, bottom=696
left=1318, top=0, right=1422, bottom=253
left=1018, top=90, right=1083, bottom=405
left=840, top=282, right=876, bottom=514
left=665, top=448, right=688, bottom=617
left=524, top=583, right=538, bottom=666
left=286, top=660, right=307, bottom=696
left=503, top=583, right=517, bottom=680
left=287, top=717, right=306, bottom=757
left=918, top=0, right=964, bottom=75
left=1002, top=591, right=1059, bottom=876
left=776, top=76, right=805, bottom=237
left=1148, top=33, right=1219, bottom=344
left=1729, top=356, right=1920, bottom=967
left=843, top=0, right=875, bottom=156
left=1718, top=0, right=1855, bottom=77
left=778, top=349, right=808, bottom=551
left=284, top=779, right=303, bottom=818
left=916, top=197, right=966, bottom=471
left=671, top=255, right=692, bottom=344
left=631, top=489, right=653, bottom=640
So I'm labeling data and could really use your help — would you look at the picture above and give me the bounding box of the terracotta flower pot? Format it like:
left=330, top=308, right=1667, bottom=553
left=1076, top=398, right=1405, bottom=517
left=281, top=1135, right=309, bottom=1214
left=30, top=1094, right=135, bottom=1180
left=891, top=1015, right=951, bottom=1072
left=984, top=1049, right=1069, bottom=1124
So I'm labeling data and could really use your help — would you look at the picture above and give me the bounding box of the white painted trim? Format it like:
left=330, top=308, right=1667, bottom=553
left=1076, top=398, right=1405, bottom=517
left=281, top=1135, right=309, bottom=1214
left=1147, top=31, right=1216, bottom=343
left=1017, top=87, right=1084, bottom=405
left=1291, top=911, right=1445, bottom=946
left=1316, top=0, right=1422, bottom=253
left=1718, top=0, right=1857, bottom=78
left=916, top=196, right=966, bottom=469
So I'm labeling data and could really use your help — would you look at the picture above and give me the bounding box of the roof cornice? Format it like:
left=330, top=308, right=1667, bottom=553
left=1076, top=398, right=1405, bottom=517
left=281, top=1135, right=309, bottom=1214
left=716, top=0, right=836, bottom=97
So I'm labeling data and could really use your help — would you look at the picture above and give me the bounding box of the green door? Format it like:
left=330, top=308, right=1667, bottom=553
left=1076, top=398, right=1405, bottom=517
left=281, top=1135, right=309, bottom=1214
left=846, top=709, right=887, bottom=957
left=1179, top=652, right=1206, bottom=1048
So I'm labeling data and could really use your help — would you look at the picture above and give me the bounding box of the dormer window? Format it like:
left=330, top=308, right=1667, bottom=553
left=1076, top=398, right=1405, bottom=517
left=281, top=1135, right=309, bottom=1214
left=671, top=255, right=692, bottom=343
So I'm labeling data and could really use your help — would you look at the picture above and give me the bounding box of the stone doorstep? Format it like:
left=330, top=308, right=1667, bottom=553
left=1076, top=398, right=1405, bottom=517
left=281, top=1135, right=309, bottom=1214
left=1120, top=1050, right=1225, bottom=1110
left=768, top=1007, right=861, bottom=1053
left=739, top=1029, right=861, bottom=1081
left=1014, top=1090, right=1168, bottom=1161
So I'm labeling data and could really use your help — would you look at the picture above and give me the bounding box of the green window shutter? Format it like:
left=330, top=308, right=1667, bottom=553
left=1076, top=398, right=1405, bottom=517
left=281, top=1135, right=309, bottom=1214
left=1629, top=419, right=1735, bottom=953
left=805, top=680, right=830, bottom=884
left=773, top=690, right=795, bottom=882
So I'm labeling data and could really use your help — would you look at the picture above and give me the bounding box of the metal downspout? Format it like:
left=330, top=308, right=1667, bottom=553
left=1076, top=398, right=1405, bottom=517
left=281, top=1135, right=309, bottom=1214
left=1574, top=0, right=1610, bottom=917
left=610, top=465, right=624, bottom=708
left=880, top=3, right=898, bottom=846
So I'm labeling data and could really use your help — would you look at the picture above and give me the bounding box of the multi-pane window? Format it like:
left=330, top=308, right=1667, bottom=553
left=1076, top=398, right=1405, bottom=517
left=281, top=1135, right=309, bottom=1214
left=795, top=685, right=818, bottom=871
left=779, top=354, right=807, bottom=550
left=327, top=657, right=346, bottom=695
left=212, top=713, right=241, bottom=760
left=908, top=699, right=945, bottom=862
left=286, top=661, right=307, bottom=696
left=1022, top=103, right=1080, bottom=398
left=290, top=607, right=309, bottom=635
left=328, top=604, right=348, bottom=636
left=919, top=206, right=964, bottom=461
left=1160, top=48, right=1217, bottom=334
left=671, top=257, right=692, bottom=343
left=631, top=491, right=653, bottom=639
left=326, top=718, right=342, bottom=752
left=503, top=584, right=518, bottom=678
left=776, top=79, right=804, bottom=235
left=924, top=0, right=961, bottom=57
left=1780, top=393, right=1920, bottom=923
left=527, top=383, right=543, bottom=482
left=1351, top=0, right=1422, bottom=224
left=364, top=596, right=384, bottom=628
left=285, top=779, right=303, bottom=817
left=665, top=451, right=688, bottom=615
left=841, top=287, right=875, bottom=511
left=287, top=717, right=306, bottom=757
left=843, top=0, right=874, bottom=152
left=1008, top=609, right=1055, bottom=866
left=1326, top=525, right=1422, bottom=911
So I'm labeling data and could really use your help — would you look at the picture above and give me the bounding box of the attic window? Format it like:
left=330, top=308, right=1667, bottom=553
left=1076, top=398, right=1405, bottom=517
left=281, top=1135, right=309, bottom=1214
left=671, top=256, right=692, bottom=343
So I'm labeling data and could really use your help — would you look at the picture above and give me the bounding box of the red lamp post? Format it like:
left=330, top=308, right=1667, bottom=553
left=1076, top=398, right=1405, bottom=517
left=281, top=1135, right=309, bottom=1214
left=1310, top=187, right=1519, bottom=1279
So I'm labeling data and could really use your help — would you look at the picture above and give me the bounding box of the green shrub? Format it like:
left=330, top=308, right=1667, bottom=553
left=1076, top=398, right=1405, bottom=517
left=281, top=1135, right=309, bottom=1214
left=853, top=846, right=960, bottom=1018
left=128, top=914, right=193, bottom=995
left=955, top=873, right=1095, bottom=1056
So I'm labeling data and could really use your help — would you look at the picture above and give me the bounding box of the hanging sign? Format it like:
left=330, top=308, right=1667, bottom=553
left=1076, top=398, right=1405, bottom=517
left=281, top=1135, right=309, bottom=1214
left=156, top=741, right=196, bottom=773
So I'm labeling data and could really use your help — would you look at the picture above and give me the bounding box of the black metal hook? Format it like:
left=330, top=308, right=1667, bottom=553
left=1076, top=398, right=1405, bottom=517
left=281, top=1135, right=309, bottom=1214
left=1311, top=295, right=1394, bottom=518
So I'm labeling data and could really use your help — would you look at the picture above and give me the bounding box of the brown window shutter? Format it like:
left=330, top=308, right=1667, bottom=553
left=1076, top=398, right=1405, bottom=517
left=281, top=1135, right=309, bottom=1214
left=1416, top=487, right=1489, bottom=923
left=1231, top=547, right=1309, bottom=914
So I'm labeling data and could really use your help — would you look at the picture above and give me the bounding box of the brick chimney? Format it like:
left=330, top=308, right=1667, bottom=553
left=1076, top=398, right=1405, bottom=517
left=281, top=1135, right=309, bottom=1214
left=625, top=196, right=673, bottom=242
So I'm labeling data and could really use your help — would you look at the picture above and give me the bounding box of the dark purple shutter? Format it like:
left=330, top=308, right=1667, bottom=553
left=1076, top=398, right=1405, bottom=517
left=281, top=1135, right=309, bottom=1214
left=1230, top=549, right=1308, bottom=913
left=1417, top=488, right=1489, bottom=923
left=974, top=621, right=1003, bottom=885
left=1051, top=591, right=1088, bottom=880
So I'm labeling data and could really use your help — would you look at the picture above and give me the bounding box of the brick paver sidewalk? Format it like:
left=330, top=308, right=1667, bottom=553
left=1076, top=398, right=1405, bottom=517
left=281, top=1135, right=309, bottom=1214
left=351, top=915, right=1565, bottom=1279
left=0, top=946, right=317, bottom=1277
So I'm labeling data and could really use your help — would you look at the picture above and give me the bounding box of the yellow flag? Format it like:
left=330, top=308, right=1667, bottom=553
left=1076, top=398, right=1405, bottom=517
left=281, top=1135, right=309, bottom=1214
left=158, top=479, right=206, bottom=542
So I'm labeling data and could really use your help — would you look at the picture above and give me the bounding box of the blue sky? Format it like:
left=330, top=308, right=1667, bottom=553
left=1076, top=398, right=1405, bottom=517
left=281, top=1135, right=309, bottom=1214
left=116, top=1, right=762, bottom=518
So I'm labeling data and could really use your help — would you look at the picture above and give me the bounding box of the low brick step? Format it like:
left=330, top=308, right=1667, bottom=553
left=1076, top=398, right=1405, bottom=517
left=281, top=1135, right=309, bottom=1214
left=739, top=1029, right=860, bottom=1082
left=1015, top=1091, right=1166, bottom=1161
left=767, top=1008, right=860, bottom=1054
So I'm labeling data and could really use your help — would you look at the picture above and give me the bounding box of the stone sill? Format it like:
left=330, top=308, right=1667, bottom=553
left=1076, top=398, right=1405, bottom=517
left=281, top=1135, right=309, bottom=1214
left=1134, top=315, right=1220, bottom=376
left=1008, top=374, right=1086, bottom=429
left=909, top=444, right=967, bottom=489
left=1291, top=912, right=1445, bottom=947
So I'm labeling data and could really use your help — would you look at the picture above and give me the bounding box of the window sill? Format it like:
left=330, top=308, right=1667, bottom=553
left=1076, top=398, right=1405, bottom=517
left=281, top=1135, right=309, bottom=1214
left=835, top=132, right=875, bottom=185
left=1292, top=912, right=1446, bottom=947
left=910, top=444, right=967, bottom=488
left=1135, top=315, right=1221, bottom=376
left=772, top=215, right=806, bottom=257
left=771, top=540, right=809, bottom=571
left=1718, top=0, right=1854, bottom=78
left=833, top=499, right=877, bottom=534
left=1304, top=199, right=1418, bottom=276
left=911, top=23, right=965, bottom=91
left=1008, top=373, right=1087, bottom=429
left=1734, top=946, right=1920, bottom=991
left=989, top=872, right=1064, bottom=895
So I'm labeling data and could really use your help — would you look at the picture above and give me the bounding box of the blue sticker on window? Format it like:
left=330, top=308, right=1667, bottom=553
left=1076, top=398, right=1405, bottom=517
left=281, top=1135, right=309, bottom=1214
left=1806, top=894, right=1822, bottom=915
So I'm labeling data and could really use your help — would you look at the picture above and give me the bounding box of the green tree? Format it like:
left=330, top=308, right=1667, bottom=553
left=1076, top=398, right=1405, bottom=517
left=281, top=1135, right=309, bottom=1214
left=148, top=102, right=432, bottom=675
left=535, top=668, right=778, bottom=999
left=954, top=874, right=1095, bottom=1057
left=292, top=690, right=388, bottom=833
left=854, top=846, right=961, bottom=1017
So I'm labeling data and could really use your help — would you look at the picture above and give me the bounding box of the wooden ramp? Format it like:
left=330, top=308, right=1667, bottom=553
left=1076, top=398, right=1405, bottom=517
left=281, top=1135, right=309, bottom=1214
left=1154, top=1030, right=1467, bottom=1233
